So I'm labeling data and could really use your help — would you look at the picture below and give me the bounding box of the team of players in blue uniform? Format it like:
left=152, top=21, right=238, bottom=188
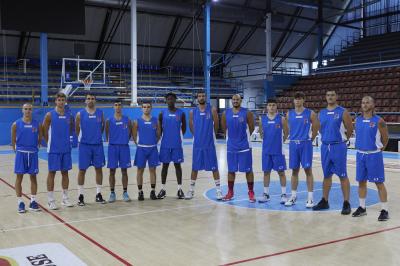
left=11, top=90, right=390, bottom=221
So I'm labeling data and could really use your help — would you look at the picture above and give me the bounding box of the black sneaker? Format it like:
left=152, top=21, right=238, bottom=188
left=95, top=193, right=106, bottom=204
left=378, top=209, right=389, bottom=221
left=352, top=206, right=367, bottom=217
left=312, top=198, right=329, bottom=211
left=157, top=189, right=166, bottom=199
left=138, top=191, right=144, bottom=201
left=341, top=201, right=351, bottom=215
left=78, top=194, right=85, bottom=206
left=177, top=189, right=185, bottom=199
left=150, top=190, right=158, bottom=200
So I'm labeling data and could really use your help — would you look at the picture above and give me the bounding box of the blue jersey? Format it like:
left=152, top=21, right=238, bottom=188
left=108, top=115, right=130, bottom=145
left=319, top=106, right=347, bottom=144
left=355, top=115, right=383, bottom=151
left=47, top=110, right=72, bottom=153
left=78, top=109, right=103, bottom=145
left=226, top=108, right=250, bottom=152
left=15, top=119, right=39, bottom=152
left=137, top=116, right=158, bottom=146
left=288, top=108, right=312, bottom=141
left=160, top=108, right=183, bottom=149
left=262, top=114, right=284, bottom=155
left=193, top=105, right=215, bottom=149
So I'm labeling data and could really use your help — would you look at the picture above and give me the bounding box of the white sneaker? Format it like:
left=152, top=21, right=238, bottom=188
left=185, top=190, right=194, bottom=200
left=258, top=193, right=270, bottom=203
left=62, top=198, right=74, bottom=207
left=48, top=200, right=58, bottom=210
left=280, top=194, right=288, bottom=204
left=284, top=196, right=297, bottom=206
left=215, top=189, right=223, bottom=200
left=306, top=199, right=314, bottom=208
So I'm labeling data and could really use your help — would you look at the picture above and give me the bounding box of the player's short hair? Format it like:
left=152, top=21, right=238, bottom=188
left=165, top=92, right=177, bottom=99
left=326, top=90, right=337, bottom=94
left=56, top=92, right=67, bottom=99
left=294, top=92, right=305, bottom=99
left=266, top=98, right=277, bottom=104
left=86, top=93, right=96, bottom=99
left=141, top=100, right=152, bottom=106
left=197, top=90, right=206, bottom=96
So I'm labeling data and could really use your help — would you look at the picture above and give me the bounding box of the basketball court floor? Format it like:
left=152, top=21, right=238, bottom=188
left=0, top=141, right=399, bottom=265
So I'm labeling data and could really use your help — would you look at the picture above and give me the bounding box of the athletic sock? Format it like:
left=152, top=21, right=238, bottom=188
left=123, top=188, right=127, bottom=193
left=281, top=186, right=286, bottom=195
left=138, top=185, right=143, bottom=192
left=62, top=190, right=68, bottom=200
left=17, top=197, right=23, bottom=204
left=30, top=195, right=36, bottom=203
left=78, top=185, right=84, bottom=195
left=47, top=191, right=54, bottom=202
left=291, top=190, right=297, bottom=198
left=263, top=187, right=269, bottom=195
left=96, top=184, right=102, bottom=194
left=151, top=184, right=156, bottom=191
left=307, top=192, right=313, bottom=201
left=214, top=179, right=221, bottom=190
left=381, top=202, right=388, bottom=211
left=110, top=188, right=115, bottom=193
left=190, top=180, right=196, bottom=191
left=177, top=184, right=182, bottom=190
left=161, top=184, right=166, bottom=190
left=359, top=198, right=366, bottom=208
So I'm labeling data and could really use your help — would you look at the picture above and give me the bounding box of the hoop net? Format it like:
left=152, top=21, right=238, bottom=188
left=81, top=79, right=93, bottom=91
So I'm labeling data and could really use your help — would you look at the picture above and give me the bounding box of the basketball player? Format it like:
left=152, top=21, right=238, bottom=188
left=221, top=94, right=256, bottom=202
left=132, top=101, right=160, bottom=200
left=313, top=90, right=352, bottom=214
left=11, top=103, right=41, bottom=213
left=157, top=92, right=186, bottom=199
left=352, top=96, right=389, bottom=221
left=258, top=98, right=288, bottom=204
left=185, top=91, right=222, bottom=200
left=105, top=101, right=132, bottom=203
left=75, top=94, right=106, bottom=206
left=285, top=92, right=319, bottom=208
left=42, top=92, right=74, bottom=210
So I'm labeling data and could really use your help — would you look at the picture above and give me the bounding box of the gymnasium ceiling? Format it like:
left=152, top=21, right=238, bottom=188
left=0, top=0, right=353, bottom=67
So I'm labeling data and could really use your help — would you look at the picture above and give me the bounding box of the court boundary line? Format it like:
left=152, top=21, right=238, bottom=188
left=0, top=177, right=133, bottom=266
left=219, top=225, right=400, bottom=266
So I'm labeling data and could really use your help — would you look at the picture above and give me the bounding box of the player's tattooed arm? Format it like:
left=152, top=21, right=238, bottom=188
left=221, top=111, right=227, bottom=138
left=310, top=110, right=320, bottom=141
left=282, top=116, right=289, bottom=142
left=258, top=116, right=263, bottom=139
left=11, top=122, right=16, bottom=151
left=132, top=120, right=138, bottom=145
left=343, top=110, right=354, bottom=140
left=181, top=112, right=187, bottom=135
left=212, top=106, right=219, bottom=136
left=189, top=110, right=194, bottom=136
left=247, top=111, right=255, bottom=135
left=42, top=112, right=51, bottom=143
left=378, top=118, right=389, bottom=150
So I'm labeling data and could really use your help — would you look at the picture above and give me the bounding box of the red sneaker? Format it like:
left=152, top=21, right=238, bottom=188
left=222, top=190, right=234, bottom=201
left=248, top=190, right=256, bottom=203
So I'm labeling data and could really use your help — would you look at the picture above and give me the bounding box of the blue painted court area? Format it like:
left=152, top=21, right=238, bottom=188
left=204, top=181, right=380, bottom=212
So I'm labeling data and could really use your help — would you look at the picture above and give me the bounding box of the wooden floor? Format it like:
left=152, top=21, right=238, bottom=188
left=0, top=142, right=399, bottom=266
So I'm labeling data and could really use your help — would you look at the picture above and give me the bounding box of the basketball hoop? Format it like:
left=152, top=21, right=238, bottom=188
left=81, top=79, right=93, bottom=91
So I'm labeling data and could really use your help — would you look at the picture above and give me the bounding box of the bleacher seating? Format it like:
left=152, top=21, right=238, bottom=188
left=276, top=66, right=400, bottom=122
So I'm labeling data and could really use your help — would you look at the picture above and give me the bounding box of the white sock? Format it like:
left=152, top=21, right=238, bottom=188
left=162, top=184, right=166, bottom=190
left=190, top=180, right=196, bottom=191
left=281, top=186, right=286, bottom=195
left=381, top=202, right=388, bottom=211
left=17, top=197, right=23, bottom=204
left=177, top=184, right=182, bottom=190
left=30, top=195, right=36, bottom=203
left=214, top=179, right=220, bottom=189
left=263, top=187, right=269, bottom=195
left=291, top=190, right=297, bottom=198
left=62, top=190, right=68, bottom=200
left=78, top=185, right=84, bottom=195
left=48, top=191, right=54, bottom=202
left=359, top=198, right=366, bottom=208
left=307, top=192, right=313, bottom=201
left=96, top=184, right=102, bottom=194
